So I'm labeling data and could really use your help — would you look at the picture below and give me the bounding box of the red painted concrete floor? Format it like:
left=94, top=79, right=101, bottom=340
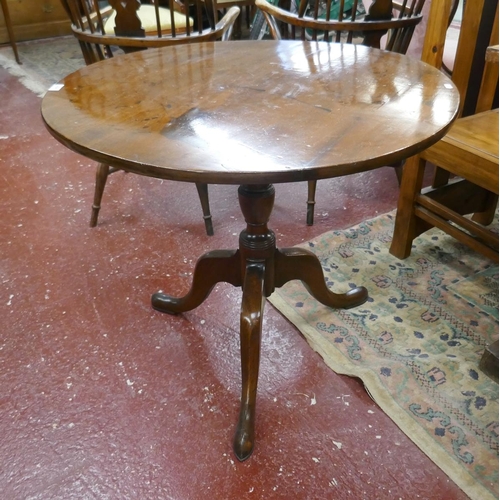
left=0, top=67, right=469, bottom=499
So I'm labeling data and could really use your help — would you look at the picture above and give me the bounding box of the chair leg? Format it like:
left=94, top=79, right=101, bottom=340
left=479, top=340, right=499, bottom=383
left=245, top=5, right=251, bottom=28
left=471, top=192, right=498, bottom=226
left=389, top=155, right=428, bottom=259
left=90, top=163, right=112, bottom=227
left=309, top=163, right=403, bottom=227
left=306, top=180, right=317, bottom=226
left=196, top=183, right=214, bottom=236
left=0, top=0, right=21, bottom=64
left=391, top=160, right=404, bottom=185
left=432, top=166, right=451, bottom=187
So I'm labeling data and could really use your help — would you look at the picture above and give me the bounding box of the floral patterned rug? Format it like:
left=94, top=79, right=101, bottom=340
left=269, top=211, right=499, bottom=500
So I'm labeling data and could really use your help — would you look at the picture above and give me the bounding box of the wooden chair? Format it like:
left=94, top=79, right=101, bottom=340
left=213, top=0, right=255, bottom=39
left=254, top=0, right=428, bottom=225
left=389, top=0, right=499, bottom=262
left=60, top=0, right=240, bottom=235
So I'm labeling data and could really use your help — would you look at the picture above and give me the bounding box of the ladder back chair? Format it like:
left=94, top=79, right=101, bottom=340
left=60, top=0, right=241, bottom=235
left=389, top=0, right=499, bottom=262
left=254, top=0, right=427, bottom=225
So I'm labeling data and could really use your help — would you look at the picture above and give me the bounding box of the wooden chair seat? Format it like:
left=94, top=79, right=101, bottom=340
left=425, top=110, right=499, bottom=194
left=104, top=5, right=193, bottom=36
left=407, top=109, right=499, bottom=262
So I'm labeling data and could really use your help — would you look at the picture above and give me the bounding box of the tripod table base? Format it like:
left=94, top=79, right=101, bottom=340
left=152, top=184, right=368, bottom=461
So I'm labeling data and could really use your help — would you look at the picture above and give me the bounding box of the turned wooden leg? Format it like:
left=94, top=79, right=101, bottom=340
left=391, top=160, right=404, bottom=186
left=152, top=249, right=242, bottom=314
left=195, top=182, right=214, bottom=236
left=90, top=163, right=112, bottom=227
left=233, top=262, right=265, bottom=461
left=306, top=180, right=317, bottom=226
left=471, top=192, right=498, bottom=226
left=153, top=182, right=370, bottom=461
left=275, top=247, right=368, bottom=309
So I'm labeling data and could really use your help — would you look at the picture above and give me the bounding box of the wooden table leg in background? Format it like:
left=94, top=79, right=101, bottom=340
left=0, top=0, right=21, bottom=64
left=152, top=184, right=368, bottom=461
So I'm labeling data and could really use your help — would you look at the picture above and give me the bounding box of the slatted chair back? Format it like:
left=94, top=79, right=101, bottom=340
left=446, top=0, right=499, bottom=117
left=59, top=0, right=240, bottom=235
left=258, top=0, right=428, bottom=226
left=254, top=0, right=425, bottom=54
left=61, top=0, right=240, bottom=65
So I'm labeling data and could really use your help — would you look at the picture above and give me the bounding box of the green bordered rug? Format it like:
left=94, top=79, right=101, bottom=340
left=269, top=211, right=499, bottom=500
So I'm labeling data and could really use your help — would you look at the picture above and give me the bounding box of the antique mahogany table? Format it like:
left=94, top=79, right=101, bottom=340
left=41, top=41, right=459, bottom=461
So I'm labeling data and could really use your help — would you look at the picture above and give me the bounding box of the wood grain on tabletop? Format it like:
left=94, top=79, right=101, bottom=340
left=41, top=40, right=459, bottom=185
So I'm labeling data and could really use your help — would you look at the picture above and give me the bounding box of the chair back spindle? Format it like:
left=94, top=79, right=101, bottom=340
left=256, top=0, right=429, bottom=227
left=61, top=0, right=240, bottom=65
left=254, top=0, right=426, bottom=54
left=59, top=0, right=240, bottom=235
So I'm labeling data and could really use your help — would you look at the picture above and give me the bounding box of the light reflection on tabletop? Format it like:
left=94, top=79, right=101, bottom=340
left=42, top=41, right=459, bottom=184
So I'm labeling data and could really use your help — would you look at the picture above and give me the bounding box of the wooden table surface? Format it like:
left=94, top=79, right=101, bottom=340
left=41, top=40, right=460, bottom=185
left=40, top=40, right=461, bottom=461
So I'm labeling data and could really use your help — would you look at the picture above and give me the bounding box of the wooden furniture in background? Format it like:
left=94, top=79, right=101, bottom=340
left=389, top=0, right=499, bottom=382
left=61, top=0, right=240, bottom=235
left=214, top=0, right=254, bottom=39
left=254, top=0, right=427, bottom=226
left=0, top=0, right=20, bottom=63
left=41, top=40, right=459, bottom=461
left=389, top=0, right=499, bottom=262
left=478, top=42, right=498, bottom=384
left=0, top=0, right=71, bottom=44
left=255, top=0, right=424, bottom=48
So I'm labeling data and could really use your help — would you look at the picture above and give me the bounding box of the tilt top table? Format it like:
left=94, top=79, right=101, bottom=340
left=41, top=40, right=460, bottom=461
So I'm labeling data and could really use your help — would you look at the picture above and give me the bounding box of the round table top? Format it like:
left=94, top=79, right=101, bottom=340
left=41, top=40, right=460, bottom=185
